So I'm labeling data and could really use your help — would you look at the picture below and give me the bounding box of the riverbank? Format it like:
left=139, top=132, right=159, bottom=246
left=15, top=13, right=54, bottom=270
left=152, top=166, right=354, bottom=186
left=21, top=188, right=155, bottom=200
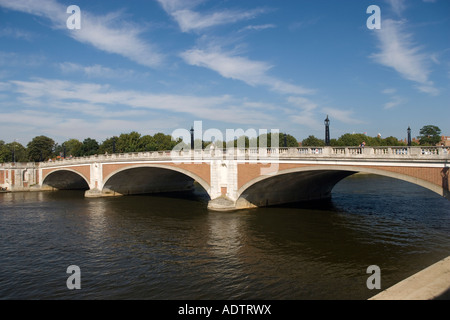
left=369, top=256, right=450, bottom=300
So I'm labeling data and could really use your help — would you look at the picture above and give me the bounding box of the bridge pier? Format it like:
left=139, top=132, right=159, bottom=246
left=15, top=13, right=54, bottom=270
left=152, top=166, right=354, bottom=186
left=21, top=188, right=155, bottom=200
left=85, top=188, right=104, bottom=198
left=207, top=196, right=239, bottom=211
left=207, top=170, right=354, bottom=212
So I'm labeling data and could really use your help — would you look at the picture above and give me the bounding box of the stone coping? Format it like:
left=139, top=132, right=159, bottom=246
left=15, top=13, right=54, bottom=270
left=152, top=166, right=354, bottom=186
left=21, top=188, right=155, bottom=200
left=369, top=256, right=450, bottom=300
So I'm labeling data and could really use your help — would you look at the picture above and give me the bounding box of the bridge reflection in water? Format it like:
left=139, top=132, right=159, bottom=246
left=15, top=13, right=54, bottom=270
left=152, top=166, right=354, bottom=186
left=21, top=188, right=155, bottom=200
left=1, top=146, right=449, bottom=211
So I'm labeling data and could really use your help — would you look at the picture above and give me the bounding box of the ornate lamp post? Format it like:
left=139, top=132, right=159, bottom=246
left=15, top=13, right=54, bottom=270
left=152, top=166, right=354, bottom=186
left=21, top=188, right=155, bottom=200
left=190, top=127, right=194, bottom=150
left=407, top=126, right=412, bottom=147
left=324, top=115, right=330, bottom=146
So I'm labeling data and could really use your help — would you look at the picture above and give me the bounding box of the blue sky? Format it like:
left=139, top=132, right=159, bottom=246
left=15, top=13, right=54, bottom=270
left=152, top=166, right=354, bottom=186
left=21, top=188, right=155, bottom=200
left=0, top=0, right=449, bottom=144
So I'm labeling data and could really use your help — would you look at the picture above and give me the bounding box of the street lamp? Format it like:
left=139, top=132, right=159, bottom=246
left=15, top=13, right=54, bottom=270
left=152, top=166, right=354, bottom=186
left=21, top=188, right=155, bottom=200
left=407, top=126, right=412, bottom=146
left=190, top=126, right=194, bottom=150
left=324, top=116, right=330, bottom=146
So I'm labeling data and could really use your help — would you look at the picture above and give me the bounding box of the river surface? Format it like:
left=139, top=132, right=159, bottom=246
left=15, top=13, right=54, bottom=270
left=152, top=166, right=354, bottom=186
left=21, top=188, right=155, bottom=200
left=1, top=174, right=449, bottom=300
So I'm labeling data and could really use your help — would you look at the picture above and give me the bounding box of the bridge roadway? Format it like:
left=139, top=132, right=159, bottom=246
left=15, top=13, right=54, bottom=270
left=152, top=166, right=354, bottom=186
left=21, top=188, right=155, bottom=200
left=1, top=146, right=449, bottom=211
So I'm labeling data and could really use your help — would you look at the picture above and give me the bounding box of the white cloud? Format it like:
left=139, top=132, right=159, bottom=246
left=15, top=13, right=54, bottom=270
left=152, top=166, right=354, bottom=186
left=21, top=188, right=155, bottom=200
left=382, top=88, right=397, bottom=95
left=385, top=0, right=407, bottom=16
left=287, top=96, right=320, bottom=128
left=0, top=0, right=163, bottom=68
left=321, top=107, right=363, bottom=125
left=0, top=81, right=12, bottom=91
left=181, top=47, right=315, bottom=95
left=384, top=96, right=407, bottom=109
left=239, top=24, right=276, bottom=32
left=0, top=51, right=46, bottom=67
left=382, top=87, right=407, bottom=109
left=57, top=62, right=145, bottom=80
left=416, top=85, right=440, bottom=96
left=156, top=0, right=204, bottom=13
left=371, top=19, right=438, bottom=95
left=173, top=8, right=267, bottom=33
left=7, top=78, right=277, bottom=127
left=157, top=0, right=267, bottom=33
left=0, top=109, right=183, bottom=143
left=287, top=96, right=318, bottom=112
left=0, top=27, right=35, bottom=41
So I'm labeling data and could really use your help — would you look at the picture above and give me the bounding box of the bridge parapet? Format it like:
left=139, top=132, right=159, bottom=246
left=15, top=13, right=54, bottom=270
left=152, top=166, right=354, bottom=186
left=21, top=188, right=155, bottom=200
left=0, top=162, right=38, bottom=169
left=32, top=146, right=449, bottom=168
left=276, top=146, right=449, bottom=159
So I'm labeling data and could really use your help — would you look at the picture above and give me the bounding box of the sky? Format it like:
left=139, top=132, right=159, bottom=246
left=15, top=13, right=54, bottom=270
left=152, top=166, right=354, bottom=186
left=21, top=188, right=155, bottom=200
left=0, top=0, right=449, bottom=145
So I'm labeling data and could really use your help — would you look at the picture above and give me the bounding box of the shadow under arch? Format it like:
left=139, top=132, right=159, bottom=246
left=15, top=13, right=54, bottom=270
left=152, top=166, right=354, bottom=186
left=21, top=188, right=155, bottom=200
left=42, top=169, right=90, bottom=190
left=102, top=164, right=211, bottom=199
left=236, top=165, right=448, bottom=209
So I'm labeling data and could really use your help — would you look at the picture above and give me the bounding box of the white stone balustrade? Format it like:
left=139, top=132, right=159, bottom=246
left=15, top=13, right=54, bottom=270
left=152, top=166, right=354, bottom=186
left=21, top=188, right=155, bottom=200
left=1, top=146, right=448, bottom=169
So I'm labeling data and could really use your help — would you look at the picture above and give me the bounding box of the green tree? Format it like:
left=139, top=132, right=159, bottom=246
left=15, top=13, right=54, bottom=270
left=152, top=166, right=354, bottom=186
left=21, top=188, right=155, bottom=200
left=151, top=133, right=179, bottom=151
left=116, top=131, right=142, bottom=153
left=382, top=136, right=405, bottom=147
left=257, top=132, right=294, bottom=148
left=139, top=135, right=154, bottom=152
left=80, top=138, right=99, bottom=156
left=233, top=136, right=250, bottom=148
left=302, top=135, right=325, bottom=147
left=63, top=139, right=83, bottom=157
left=0, top=140, right=7, bottom=162
left=336, top=133, right=366, bottom=146
left=54, top=139, right=83, bottom=158
left=10, top=142, right=28, bottom=162
left=276, top=133, right=299, bottom=147
left=27, top=136, right=55, bottom=162
left=418, top=125, right=442, bottom=146
left=0, top=141, right=27, bottom=163
left=99, top=136, right=119, bottom=154
left=329, top=138, right=339, bottom=146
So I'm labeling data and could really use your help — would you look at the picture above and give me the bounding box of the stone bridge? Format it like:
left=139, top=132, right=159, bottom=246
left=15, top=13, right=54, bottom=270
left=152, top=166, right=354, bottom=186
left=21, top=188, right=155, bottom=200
left=1, top=146, right=449, bottom=211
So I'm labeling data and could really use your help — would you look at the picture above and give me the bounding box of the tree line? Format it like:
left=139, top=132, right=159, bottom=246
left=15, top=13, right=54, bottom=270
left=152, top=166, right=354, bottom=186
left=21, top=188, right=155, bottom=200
left=0, top=132, right=180, bottom=163
left=0, top=132, right=298, bottom=163
left=0, top=125, right=443, bottom=163
left=302, top=125, right=443, bottom=147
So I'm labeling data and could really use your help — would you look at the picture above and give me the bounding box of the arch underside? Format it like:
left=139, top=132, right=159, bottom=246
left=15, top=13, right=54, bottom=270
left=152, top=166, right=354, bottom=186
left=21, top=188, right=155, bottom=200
left=42, top=170, right=89, bottom=190
left=236, top=166, right=448, bottom=209
left=237, top=170, right=355, bottom=208
left=102, top=167, right=209, bottom=198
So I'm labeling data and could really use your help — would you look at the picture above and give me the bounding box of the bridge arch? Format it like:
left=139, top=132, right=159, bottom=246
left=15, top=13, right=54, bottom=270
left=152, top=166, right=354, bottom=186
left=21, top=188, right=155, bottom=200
left=236, top=165, right=447, bottom=209
left=102, top=164, right=211, bottom=198
left=42, top=169, right=90, bottom=190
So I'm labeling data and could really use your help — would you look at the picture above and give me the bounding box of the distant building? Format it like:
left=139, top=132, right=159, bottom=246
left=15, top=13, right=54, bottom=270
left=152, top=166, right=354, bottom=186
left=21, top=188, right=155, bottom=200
left=440, top=136, right=450, bottom=147
left=399, top=136, right=450, bottom=146
left=400, top=137, right=420, bottom=145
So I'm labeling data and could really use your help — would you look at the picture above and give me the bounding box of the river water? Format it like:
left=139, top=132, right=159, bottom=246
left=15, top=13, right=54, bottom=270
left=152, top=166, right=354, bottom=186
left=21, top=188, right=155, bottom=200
left=0, top=174, right=449, bottom=300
